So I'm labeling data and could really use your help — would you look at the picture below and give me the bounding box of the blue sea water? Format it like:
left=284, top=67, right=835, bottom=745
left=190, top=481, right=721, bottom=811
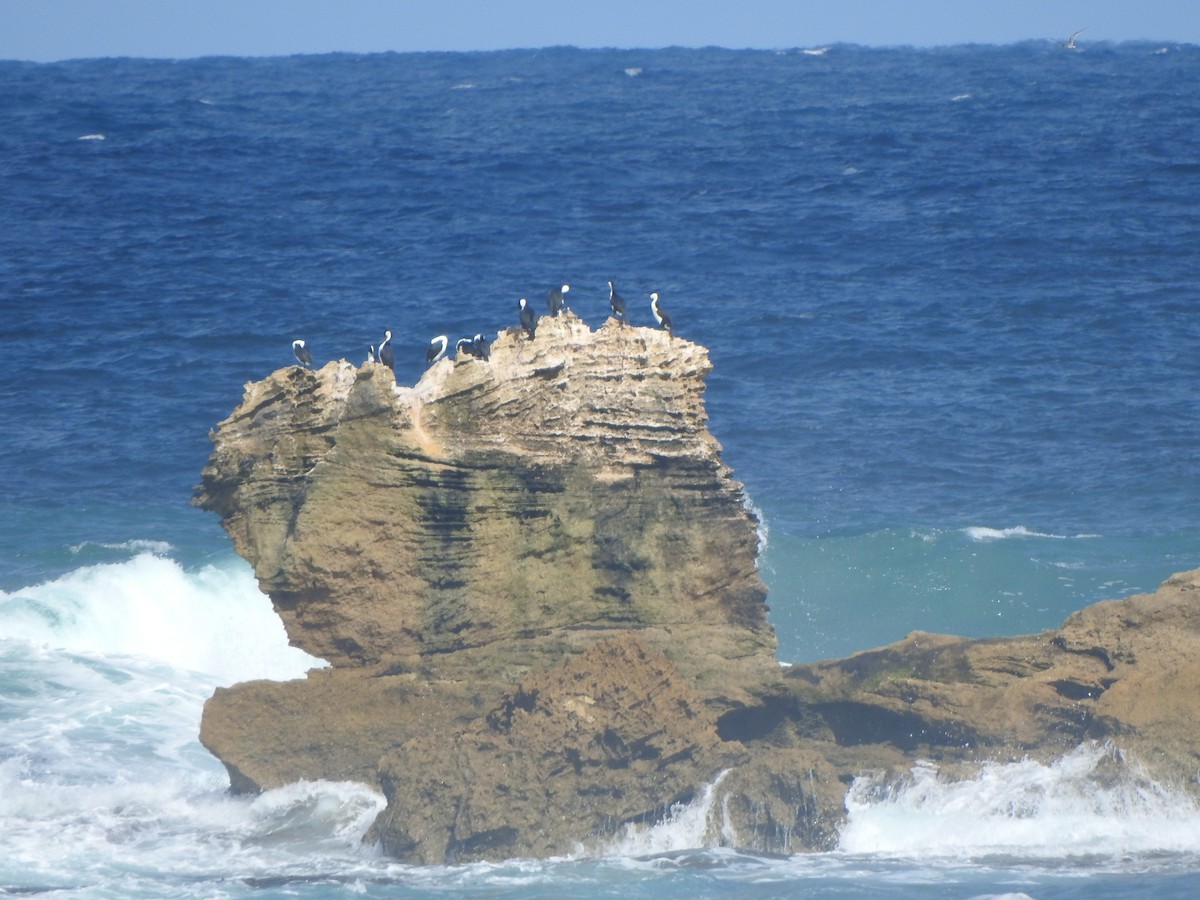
left=2, top=41, right=1199, bottom=897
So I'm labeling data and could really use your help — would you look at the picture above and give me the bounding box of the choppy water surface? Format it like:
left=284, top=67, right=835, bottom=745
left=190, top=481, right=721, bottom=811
left=2, top=41, right=1198, bottom=897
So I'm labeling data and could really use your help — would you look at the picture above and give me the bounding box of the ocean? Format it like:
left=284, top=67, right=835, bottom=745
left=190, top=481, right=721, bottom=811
left=2, top=41, right=1199, bottom=897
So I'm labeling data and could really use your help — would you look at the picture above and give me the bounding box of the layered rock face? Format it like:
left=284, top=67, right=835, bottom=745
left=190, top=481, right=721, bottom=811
left=197, top=313, right=1200, bottom=863
left=196, top=315, right=824, bottom=860
left=197, top=314, right=774, bottom=692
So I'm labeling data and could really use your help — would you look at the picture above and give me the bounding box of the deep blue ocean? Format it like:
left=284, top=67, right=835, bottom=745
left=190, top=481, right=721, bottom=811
left=2, top=41, right=1199, bottom=898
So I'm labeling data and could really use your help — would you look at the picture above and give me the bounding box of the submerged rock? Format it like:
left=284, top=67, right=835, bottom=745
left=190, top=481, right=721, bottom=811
left=196, top=313, right=1200, bottom=862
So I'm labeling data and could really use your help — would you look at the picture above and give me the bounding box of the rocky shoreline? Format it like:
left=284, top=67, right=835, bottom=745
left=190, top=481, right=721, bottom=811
left=196, top=315, right=1200, bottom=863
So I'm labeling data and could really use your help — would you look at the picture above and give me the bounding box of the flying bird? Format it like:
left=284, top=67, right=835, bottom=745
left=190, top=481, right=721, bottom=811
left=1065, top=27, right=1086, bottom=49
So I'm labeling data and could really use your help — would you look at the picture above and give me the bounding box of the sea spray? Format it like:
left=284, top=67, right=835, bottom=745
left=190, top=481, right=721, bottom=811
left=0, top=556, right=376, bottom=895
left=839, top=743, right=1200, bottom=859
left=603, top=770, right=735, bottom=857
left=0, top=552, right=323, bottom=683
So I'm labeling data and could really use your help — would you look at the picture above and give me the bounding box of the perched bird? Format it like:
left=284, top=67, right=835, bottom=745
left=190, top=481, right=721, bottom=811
left=472, top=332, right=491, bottom=360
left=607, top=280, right=627, bottom=325
left=378, top=329, right=395, bottom=370
left=292, top=339, right=313, bottom=367
left=547, top=283, right=570, bottom=316
left=519, top=297, right=537, bottom=338
left=455, top=336, right=474, bottom=358
left=366, top=344, right=376, bottom=365
left=649, top=291, right=673, bottom=336
left=426, top=334, right=449, bottom=366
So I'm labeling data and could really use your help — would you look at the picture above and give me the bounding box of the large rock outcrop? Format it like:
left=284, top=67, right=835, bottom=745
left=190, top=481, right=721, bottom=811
left=196, top=312, right=1200, bottom=863
left=196, top=314, right=824, bottom=859
left=197, top=314, right=773, bottom=695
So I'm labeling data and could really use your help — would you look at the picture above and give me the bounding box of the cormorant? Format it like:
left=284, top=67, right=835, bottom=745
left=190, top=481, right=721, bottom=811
left=608, top=280, right=627, bottom=325
left=519, top=297, right=537, bottom=338
left=292, top=339, right=313, bottom=367
left=548, top=283, right=570, bottom=316
left=649, top=291, right=673, bottom=337
left=378, top=330, right=395, bottom=370
left=426, top=334, right=449, bottom=366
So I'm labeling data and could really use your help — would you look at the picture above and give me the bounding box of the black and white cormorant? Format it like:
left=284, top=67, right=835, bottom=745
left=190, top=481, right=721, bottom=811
left=649, top=291, right=673, bottom=337
left=472, top=332, right=491, bottom=360
left=292, top=339, right=314, bottom=367
left=607, top=280, right=627, bottom=325
left=519, top=297, right=537, bottom=338
left=455, top=337, right=474, bottom=358
left=378, top=329, right=395, bottom=370
left=426, top=334, right=449, bottom=366
left=547, top=283, right=570, bottom=316
left=366, top=345, right=376, bottom=365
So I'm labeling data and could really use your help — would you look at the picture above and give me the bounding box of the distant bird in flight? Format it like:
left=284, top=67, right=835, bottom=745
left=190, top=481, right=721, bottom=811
left=548, top=283, right=570, bottom=316
left=292, top=339, right=313, bottom=367
left=607, top=280, right=628, bottom=325
left=1065, top=27, right=1086, bottom=49
left=649, top=292, right=673, bottom=337
left=519, top=297, right=537, bottom=338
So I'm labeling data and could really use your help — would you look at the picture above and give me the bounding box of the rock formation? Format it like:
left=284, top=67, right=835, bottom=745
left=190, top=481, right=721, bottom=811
left=779, top=567, right=1200, bottom=783
left=196, top=314, right=818, bottom=859
left=196, top=312, right=1200, bottom=863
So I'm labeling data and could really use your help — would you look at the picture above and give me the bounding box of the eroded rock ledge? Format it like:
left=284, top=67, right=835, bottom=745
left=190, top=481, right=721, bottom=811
left=196, top=314, right=1200, bottom=863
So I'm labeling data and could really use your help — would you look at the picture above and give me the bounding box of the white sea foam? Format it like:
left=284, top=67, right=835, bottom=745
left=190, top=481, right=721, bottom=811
left=77, top=133, right=106, bottom=140
left=0, top=553, right=323, bottom=684
left=601, top=770, right=733, bottom=857
left=963, top=525, right=1100, bottom=542
left=744, top=494, right=769, bottom=555
left=69, top=537, right=174, bottom=555
left=0, top=556, right=370, bottom=892
left=0, top=741, right=385, bottom=889
left=840, top=743, right=1200, bottom=858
